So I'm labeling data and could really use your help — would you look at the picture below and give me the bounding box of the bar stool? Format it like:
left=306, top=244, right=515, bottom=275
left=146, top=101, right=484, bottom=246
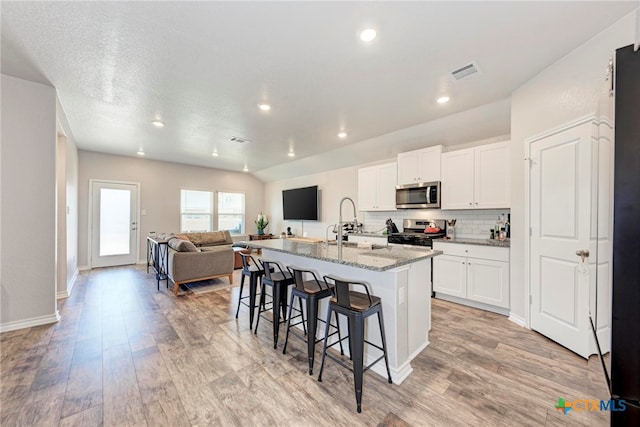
left=235, top=252, right=266, bottom=329
left=283, top=266, right=343, bottom=375
left=254, top=259, right=295, bottom=348
left=317, top=275, right=392, bottom=413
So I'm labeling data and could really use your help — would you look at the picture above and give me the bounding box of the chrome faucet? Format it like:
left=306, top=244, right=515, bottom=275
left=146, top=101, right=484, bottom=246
left=338, top=197, right=358, bottom=258
left=325, top=223, right=337, bottom=246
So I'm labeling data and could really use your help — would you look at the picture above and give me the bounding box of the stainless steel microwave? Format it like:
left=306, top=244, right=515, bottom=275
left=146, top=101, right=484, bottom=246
left=396, top=181, right=441, bottom=209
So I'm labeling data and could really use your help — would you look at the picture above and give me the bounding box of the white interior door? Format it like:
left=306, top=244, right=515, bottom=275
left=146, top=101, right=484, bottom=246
left=91, top=181, right=138, bottom=268
left=529, top=121, right=594, bottom=358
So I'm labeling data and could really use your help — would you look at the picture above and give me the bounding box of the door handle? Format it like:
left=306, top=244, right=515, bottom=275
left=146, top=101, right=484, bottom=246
left=576, top=249, right=590, bottom=263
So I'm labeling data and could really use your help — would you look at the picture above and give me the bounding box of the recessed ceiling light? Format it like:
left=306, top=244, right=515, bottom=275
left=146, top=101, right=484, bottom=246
left=288, top=152, right=295, bottom=157
left=338, top=132, right=348, bottom=139
left=360, top=28, right=377, bottom=42
left=152, top=120, right=165, bottom=127
left=137, top=150, right=145, bottom=156
left=243, top=165, right=249, bottom=172
left=211, top=151, right=219, bottom=157
left=258, top=103, right=271, bottom=111
left=437, top=96, right=450, bottom=104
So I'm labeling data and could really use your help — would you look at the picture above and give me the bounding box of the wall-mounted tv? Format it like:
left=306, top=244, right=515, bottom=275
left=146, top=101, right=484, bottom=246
left=282, top=185, right=319, bottom=221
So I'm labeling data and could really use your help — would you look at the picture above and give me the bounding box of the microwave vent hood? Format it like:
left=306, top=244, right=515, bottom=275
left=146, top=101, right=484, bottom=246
left=396, top=181, right=441, bottom=209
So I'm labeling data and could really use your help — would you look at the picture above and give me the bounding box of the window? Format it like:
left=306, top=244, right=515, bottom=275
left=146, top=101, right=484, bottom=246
left=218, top=192, right=245, bottom=235
left=180, top=189, right=213, bottom=232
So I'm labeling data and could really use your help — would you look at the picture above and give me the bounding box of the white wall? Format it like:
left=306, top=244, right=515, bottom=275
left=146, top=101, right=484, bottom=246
left=1, top=74, right=58, bottom=331
left=509, top=10, right=638, bottom=324
left=265, top=136, right=511, bottom=241
left=264, top=164, right=361, bottom=239
left=65, top=137, right=78, bottom=288
left=55, top=96, right=79, bottom=298
left=77, top=151, right=265, bottom=266
left=56, top=134, right=67, bottom=296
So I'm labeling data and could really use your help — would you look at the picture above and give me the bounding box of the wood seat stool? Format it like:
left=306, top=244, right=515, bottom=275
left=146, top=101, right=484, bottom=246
left=317, top=275, right=392, bottom=413
left=254, top=259, right=295, bottom=348
left=235, top=252, right=265, bottom=329
left=283, top=266, right=343, bottom=375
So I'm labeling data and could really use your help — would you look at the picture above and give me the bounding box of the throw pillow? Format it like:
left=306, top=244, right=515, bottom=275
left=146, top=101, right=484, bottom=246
left=168, top=237, right=199, bottom=252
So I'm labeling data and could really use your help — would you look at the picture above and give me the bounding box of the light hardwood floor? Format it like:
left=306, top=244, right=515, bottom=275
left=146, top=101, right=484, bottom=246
left=0, top=265, right=610, bottom=426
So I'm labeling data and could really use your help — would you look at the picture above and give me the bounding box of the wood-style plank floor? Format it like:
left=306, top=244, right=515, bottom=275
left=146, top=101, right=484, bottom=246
left=0, top=265, right=610, bottom=426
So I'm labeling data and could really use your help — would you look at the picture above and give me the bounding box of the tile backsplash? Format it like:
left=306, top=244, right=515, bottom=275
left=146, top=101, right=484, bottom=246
left=363, top=209, right=510, bottom=240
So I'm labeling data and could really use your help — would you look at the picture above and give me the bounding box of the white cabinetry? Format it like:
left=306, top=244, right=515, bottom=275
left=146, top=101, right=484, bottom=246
left=433, top=242, right=509, bottom=313
left=397, top=145, right=442, bottom=185
left=357, top=162, right=397, bottom=211
left=441, top=141, right=510, bottom=209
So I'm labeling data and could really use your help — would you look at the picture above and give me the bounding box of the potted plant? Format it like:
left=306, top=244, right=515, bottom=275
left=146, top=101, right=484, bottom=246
left=255, top=212, right=269, bottom=235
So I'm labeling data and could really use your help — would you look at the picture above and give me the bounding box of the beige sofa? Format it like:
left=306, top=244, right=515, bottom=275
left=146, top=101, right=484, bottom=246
left=165, top=231, right=234, bottom=295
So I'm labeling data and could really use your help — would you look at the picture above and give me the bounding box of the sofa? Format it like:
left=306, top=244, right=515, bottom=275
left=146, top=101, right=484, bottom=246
left=164, top=230, right=235, bottom=295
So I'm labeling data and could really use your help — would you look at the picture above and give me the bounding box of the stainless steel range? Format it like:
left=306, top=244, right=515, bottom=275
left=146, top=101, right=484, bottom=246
left=387, top=219, right=447, bottom=248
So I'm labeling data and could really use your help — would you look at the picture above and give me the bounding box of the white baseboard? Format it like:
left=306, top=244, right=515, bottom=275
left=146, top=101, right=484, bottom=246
left=508, top=313, right=528, bottom=328
left=0, top=311, right=60, bottom=333
left=56, top=268, right=79, bottom=300
left=313, top=324, right=416, bottom=385
left=408, top=338, right=430, bottom=362
left=434, top=293, right=510, bottom=316
left=69, top=268, right=78, bottom=294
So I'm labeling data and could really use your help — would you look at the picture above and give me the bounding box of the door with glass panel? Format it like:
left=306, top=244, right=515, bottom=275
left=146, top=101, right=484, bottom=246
left=91, top=181, right=139, bottom=267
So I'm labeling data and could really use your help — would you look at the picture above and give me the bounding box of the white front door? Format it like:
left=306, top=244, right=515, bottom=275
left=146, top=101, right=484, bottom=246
left=91, top=181, right=139, bottom=268
left=529, top=120, right=594, bottom=358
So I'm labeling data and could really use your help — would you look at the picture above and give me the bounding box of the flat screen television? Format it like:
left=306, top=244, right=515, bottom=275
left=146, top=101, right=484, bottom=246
left=282, top=185, right=319, bottom=221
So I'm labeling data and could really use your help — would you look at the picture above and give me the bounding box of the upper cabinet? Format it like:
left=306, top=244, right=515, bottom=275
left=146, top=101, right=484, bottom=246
left=397, top=145, right=442, bottom=185
left=358, top=162, right=397, bottom=211
left=441, top=141, right=511, bottom=209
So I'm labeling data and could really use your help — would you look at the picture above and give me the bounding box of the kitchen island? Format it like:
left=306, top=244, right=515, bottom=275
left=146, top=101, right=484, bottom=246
left=241, top=238, right=442, bottom=384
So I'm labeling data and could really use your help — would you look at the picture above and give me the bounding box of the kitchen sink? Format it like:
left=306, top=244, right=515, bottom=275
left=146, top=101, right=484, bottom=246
left=326, top=241, right=388, bottom=250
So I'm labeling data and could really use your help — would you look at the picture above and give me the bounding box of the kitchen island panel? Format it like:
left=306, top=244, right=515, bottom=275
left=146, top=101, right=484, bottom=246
left=261, top=247, right=431, bottom=384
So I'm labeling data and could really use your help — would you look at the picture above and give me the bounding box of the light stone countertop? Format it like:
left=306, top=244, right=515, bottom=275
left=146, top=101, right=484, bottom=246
left=239, top=239, right=441, bottom=272
left=347, top=232, right=388, bottom=238
left=435, top=237, right=510, bottom=248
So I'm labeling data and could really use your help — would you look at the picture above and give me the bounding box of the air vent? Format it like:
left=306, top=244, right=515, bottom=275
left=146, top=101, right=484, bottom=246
left=451, top=62, right=480, bottom=80
left=229, top=136, right=251, bottom=144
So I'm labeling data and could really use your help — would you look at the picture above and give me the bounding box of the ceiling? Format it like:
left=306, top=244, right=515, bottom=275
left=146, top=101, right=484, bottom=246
left=2, top=2, right=636, bottom=182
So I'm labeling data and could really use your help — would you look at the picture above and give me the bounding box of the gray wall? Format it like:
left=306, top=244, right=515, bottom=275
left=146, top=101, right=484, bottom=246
left=77, top=151, right=265, bottom=266
left=509, top=10, right=637, bottom=324
left=1, top=74, right=58, bottom=329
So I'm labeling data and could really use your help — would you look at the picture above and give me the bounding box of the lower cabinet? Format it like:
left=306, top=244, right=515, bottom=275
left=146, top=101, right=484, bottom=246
left=433, top=242, right=509, bottom=311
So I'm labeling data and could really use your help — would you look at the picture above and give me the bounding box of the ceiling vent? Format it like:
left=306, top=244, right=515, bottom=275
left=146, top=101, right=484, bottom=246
left=451, top=62, right=480, bottom=80
left=229, top=136, right=251, bottom=144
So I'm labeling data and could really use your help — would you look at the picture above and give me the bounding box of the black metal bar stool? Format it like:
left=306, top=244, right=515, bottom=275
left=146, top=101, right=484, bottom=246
left=317, top=275, right=392, bottom=413
left=254, top=259, right=295, bottom=348
left=283, top=266, right=343, bottom=375
left=235, top=252, right=266, bottom=328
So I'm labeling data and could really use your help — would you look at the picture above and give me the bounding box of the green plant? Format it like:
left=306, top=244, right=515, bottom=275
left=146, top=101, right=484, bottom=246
left=255, top=212, right=269, bottom=230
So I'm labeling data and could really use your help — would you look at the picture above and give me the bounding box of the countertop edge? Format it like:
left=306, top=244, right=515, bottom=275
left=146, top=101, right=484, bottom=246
left=434, top=238, right=510, bottom=248
left=239, top=240, right=442, bottom=272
